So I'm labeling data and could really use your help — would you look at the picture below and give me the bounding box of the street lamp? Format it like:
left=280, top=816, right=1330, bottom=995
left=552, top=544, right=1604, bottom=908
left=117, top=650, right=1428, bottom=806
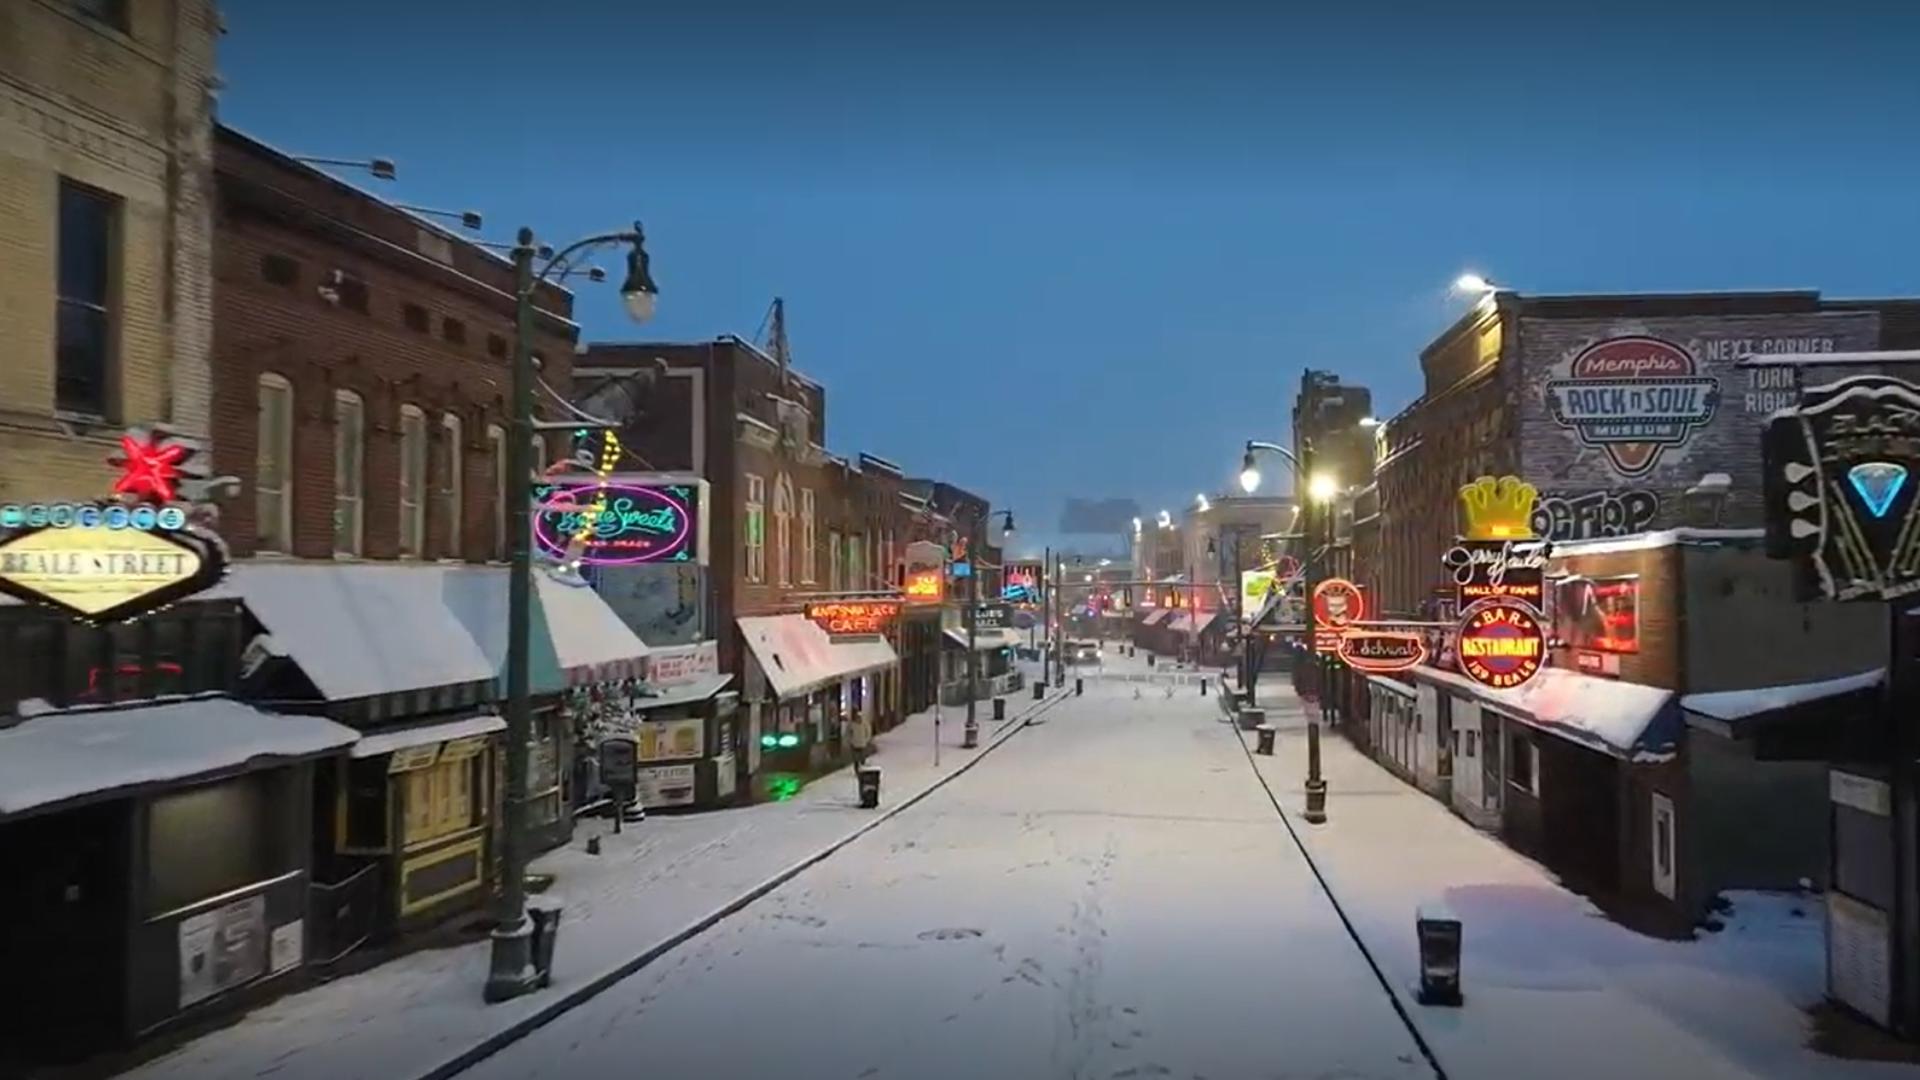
left=1196, top=493, right=1210, bottom=513
left=1238, top=440, right=1300, bottom=495
left=488, top=221, right=658, bottom=1005
left=1308, top=473, right=1340, bottom=503
left=1453, top=272, right=1496, bottom=295
left=1156, top=509, right=1173, bottom=529
left=963, top=508, right=1017, bottom=749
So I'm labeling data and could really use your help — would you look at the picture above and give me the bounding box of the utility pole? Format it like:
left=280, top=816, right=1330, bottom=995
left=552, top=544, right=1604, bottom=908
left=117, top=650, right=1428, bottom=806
left=1042, top=544, right=1052, bottom=686
left=963, top=515, right=980, bottom=749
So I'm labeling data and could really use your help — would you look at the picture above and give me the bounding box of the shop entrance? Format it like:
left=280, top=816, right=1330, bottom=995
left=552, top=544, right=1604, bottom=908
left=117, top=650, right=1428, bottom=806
left=0, top=799, right=133, bottom=1061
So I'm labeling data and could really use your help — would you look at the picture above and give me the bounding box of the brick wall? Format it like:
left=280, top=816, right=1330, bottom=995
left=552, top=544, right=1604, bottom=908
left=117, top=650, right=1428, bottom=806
left=0, top=0, right=217, bottom=500
left=210, top=130, right=576, bottom=561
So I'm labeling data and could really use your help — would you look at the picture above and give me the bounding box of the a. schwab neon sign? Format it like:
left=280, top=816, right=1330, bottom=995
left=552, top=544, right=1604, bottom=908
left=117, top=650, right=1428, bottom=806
left=533, top=481, right=698, bottom=565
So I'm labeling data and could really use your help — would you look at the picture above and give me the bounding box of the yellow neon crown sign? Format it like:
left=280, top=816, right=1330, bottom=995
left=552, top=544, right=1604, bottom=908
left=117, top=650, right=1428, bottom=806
left=1457, top=475, right=1538, bottom=541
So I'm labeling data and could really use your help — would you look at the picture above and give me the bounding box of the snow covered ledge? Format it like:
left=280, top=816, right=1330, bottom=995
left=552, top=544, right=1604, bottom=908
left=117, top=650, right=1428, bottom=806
left=1681, top=668, right=1884, bottom=738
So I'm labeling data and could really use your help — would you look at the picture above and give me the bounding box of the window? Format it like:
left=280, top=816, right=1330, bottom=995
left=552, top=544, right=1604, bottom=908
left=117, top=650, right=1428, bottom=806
left=1651, top=793, right=1677, bottom=900
left=404, top=757, right=477, bottom=846
left=402, top=303, right=430, bottom=332
left=75, top=0, right=130, bottom=30
left=487, top=334, right=507, bottom=359
left=847, top=534, right=865, bottom=590
left=773, top=476, right=794, bottom=587
left=800, top=489, right=816, bottom=583
left=255, top=374, right=293, bottom=552
left=488, top=424, right=508, bottom=560
left=828, top=529, right=842, bottom=591
left=530, top=434, right=549, bottom=480
left=743, top=474, right=766, bottom=583
left=56, top=179, right=119, bottom=418
left=333, top=273, right=369, bottom=313
left=1463, top=730, right=1477, bottom=759
left=260, top=254, right=299, bottom=287
left=441, top=317, right=466, bottom=345
left=398, top=405, right=427, bottom=556
left=438, top=414, right=464, bottom=559
left=333, top=390, right=365, bottom=556
left=1509, top=733, right=1537, bottom=795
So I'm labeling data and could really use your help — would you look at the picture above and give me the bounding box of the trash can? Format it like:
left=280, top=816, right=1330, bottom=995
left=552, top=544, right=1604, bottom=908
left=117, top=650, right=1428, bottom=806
left=1033, top=681, right=1045, bottom=701
left=527, top=897, right=564, bottom=988
left=1416, top=903, right=1463, bottom=1005
left=993, top=698, right=1006, bottom=721
left=1075, top=678, right=1084, bottom=696
left=1200, top=677, right=1209, bottom=696
left=1255, top=724, right=1277, bottom=756
left=1238, top=706, right=1265, bottom=732
left=857, top=766, right=882, bottom=809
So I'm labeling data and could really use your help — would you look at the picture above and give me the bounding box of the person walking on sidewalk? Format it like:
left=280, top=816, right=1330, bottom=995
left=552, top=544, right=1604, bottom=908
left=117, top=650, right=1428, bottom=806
left=847, top=710, right=873, bottom=768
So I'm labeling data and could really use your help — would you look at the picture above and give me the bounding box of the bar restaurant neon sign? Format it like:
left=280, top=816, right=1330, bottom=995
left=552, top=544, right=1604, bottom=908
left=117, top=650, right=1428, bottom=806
left=533, top=481, right=697, bottom=565
left=1455, top=597, right=1546, bottom=689
left=805, top=600, right=902, bottom=639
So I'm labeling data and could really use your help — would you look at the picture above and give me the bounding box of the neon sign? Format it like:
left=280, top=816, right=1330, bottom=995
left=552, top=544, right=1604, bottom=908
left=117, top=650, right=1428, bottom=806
left=1455, top=598, right=1546, bottom=689
left=805, top=600, right=902, bottom=639
left=533, top=482, right=697, bottom=565
left=110, top=431, right=190, bottom=503
left=904, top=568, right=944, bottom=604
left=1337, top=631, right=1426, bottom=673
left=0, top=504, right=226, bottom=624
left=1, top=502, right=187, bottom=531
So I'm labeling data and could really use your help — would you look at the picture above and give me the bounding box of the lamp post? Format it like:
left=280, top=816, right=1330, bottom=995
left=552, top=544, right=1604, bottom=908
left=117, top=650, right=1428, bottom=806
left=964, top=508, right=1015, bottom=749
left=486, top=223, right=658, bottom=1005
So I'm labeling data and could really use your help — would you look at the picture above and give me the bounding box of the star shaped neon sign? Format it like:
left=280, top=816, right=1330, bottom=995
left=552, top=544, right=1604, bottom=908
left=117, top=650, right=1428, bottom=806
left=112, top=432, right=189, bottom=504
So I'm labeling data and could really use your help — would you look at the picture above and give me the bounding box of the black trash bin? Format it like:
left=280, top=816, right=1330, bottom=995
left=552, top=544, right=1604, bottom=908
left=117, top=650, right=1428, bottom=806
left=993, top=698, right=1006, bottom=721
left=1033, top=681, right=1045, bottom=701
left=1238, top=706, right=1265, bottom=732
left=1255, top=724, right=1277, bottom=756
left=1075, top=678, right=1084, bottom=696
left=527, top=898, right=564, bottom=988
left=857, top=766, right=882, bottom=809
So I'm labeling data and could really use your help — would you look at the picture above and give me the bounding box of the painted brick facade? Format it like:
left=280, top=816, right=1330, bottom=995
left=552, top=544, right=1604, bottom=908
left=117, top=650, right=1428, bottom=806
left=0, top=0, right=218, bottom=501
left=210, top=126, right=577, bottom=561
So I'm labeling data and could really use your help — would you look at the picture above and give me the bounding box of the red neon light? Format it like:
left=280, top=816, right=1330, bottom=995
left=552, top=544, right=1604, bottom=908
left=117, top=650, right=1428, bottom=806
left=111, top=433, right=188, bottom=504
left=85, top=661, right=185, bottom=697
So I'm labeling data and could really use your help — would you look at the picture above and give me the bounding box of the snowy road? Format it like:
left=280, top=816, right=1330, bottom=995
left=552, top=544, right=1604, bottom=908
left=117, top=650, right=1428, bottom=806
left=460, top=678, right=1433, bottom=1080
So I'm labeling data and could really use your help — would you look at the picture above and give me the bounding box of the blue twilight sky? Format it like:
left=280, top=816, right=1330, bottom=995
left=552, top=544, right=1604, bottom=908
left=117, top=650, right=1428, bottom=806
left=218, top=0, right=1920, bottom=555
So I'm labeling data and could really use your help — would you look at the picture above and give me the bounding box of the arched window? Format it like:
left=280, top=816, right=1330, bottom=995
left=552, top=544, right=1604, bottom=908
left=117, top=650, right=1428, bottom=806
left=398, top=404, right=427, bottom=557
left=487, top=424, right=507, bottom=561
left=332, top=389, right=365, bottom=556
left=530, top=434, right=549, bottom=481
left=439, top=413, right=464, bottom=559
left=773, top=475, right=794, bottom=587
left=799, top=488, right=816, bottom=583
left=255, top=373, right=293, bottom=553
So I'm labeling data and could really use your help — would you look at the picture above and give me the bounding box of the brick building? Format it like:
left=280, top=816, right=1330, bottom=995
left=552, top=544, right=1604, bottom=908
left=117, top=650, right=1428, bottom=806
left=0, top=0, right=218, bottom=501
left=210, top=124, right=577, bottom=561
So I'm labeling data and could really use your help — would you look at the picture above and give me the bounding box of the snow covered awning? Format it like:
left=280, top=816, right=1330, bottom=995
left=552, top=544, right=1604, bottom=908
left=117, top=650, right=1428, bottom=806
left=531, top=570, right=650, bottom=686
left=942, top=627, right=1023, bottom=651
left=1409, top=664, right=1678, bottom=758
left=0, top=697, right=359, bottom=820
left=349, top=714, right=506, bottom=759
left=633, top=673, right=734, bottom=712
left=1682, top=669, right=1883, bottom=737
left=738, top=614, right=898, bottom=701
left=1141, top=610, right=1172, bottom=626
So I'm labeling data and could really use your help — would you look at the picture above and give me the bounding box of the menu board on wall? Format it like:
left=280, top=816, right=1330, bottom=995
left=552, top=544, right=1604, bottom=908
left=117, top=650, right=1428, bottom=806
left=177, top=894, right=266, bottom=1008
left=638, top=716, right=704, bottom=762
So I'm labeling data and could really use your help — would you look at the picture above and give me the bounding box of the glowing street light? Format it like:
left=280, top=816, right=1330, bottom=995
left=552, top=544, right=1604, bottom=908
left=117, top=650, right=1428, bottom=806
left=1453, top=272, right=1496, bottom=295
left=1308, top=473, right=1340, bottom=503
left=1196, top=493, right=1211, bottom=513
left=1156, top=510, right=1173, bottom=529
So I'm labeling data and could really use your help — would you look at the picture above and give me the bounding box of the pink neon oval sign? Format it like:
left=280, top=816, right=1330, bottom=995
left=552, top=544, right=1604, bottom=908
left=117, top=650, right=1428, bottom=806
left=533, top=482, right=696, bottom=566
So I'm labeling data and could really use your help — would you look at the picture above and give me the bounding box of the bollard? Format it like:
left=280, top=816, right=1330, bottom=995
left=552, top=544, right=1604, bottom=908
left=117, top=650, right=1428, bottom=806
left=1304, top=721, right=1328, bottom=824
left=1237, top=705, right=1264, bottom=732
left=1074, top=678, right=1084, bottom=696
left=1255, top=724, right=1276, bottom=756
left=993, top=698, right=1006, bottom=721
left=1033, top=680, right=1045, bottom=701
left=1200, top=677, right=1209, bottom=696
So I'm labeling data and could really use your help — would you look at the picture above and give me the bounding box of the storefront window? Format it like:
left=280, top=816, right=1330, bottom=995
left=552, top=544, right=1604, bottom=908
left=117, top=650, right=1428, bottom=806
left=341, top=757, right=390, bottom=851
left=147, top=771, right=290, bottom=915
left=404, top=757, right=477, bottom=846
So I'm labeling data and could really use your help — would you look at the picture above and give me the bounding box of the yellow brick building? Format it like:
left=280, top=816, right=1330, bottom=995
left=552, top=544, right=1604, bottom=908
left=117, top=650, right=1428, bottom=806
left=0, top=0, right=217, bottom=502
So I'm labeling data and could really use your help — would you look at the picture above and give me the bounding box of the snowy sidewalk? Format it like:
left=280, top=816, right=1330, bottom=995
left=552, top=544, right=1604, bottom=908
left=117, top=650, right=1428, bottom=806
left=1238, top=689, right=1908, bottom=1080
left=123, top=689, right=1060, bottom=1080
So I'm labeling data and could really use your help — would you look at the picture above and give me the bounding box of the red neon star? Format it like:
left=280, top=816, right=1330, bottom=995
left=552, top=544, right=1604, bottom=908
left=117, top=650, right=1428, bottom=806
left=112, top=432, right=188, bottom=503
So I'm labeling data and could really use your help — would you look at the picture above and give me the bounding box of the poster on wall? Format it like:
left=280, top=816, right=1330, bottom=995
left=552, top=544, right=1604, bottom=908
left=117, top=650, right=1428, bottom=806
left=648, top=641, right=719, bottom=686
left=636, top=763, right=698, bottom=808
left=1522, top=312, right=1880, bottom=525
left=177, top=894, right=266, bottom=1009
left=637, top=716, right=705, bottom=762
left=1553, top=577, right=1641, bottom=654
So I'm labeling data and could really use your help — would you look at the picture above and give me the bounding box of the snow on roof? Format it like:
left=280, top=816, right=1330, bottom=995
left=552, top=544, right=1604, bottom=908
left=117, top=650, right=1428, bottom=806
left=942, top=627, right=1023, bottom=651
left=1409, top=664, right=1676, bottom=756
left=1367, top=675, right=1417, bottom=697
left=633, top=674, right=734, bottom=712
left=350, top=714, right=506, bottom=759
left=737, top=614, right=897, bottom=700
left=533, top=570, right=651, bottom=684
left=1548, top=528, right=1766, bottom=558
left=0, top=697, right=358, bottom=818
left=1681, top=668, right=1884, bottom=723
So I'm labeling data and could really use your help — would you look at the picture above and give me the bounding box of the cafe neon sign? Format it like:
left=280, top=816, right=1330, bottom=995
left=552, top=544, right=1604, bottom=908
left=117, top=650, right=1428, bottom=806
left=533, top=481, right=697, bottom=565
left=804, top=600, right=902, bottom=640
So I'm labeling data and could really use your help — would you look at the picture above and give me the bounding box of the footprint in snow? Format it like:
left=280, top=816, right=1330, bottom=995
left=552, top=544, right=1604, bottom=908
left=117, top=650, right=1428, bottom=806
left=916, top=927, right=984, bottom=941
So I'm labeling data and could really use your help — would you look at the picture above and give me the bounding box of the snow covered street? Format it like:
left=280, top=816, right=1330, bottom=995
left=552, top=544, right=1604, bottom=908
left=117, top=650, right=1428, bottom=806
left=460, top=670, right=1431, bottom=1080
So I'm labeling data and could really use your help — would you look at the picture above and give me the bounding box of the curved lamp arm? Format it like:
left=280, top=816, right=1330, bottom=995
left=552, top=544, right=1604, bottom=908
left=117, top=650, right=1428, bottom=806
left=1244, top=439, right=1299, bottom=469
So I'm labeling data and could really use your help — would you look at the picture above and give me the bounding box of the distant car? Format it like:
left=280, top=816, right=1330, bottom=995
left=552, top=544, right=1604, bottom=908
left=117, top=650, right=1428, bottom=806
left=1065, top=640, right=1101, bottom=665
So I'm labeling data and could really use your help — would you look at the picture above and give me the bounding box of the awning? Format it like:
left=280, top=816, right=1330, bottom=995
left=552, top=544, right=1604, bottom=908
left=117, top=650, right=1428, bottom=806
left=1167, top=611, right=1221, bottom=636
left=1141, top=610, right=1171, bottom=626
left=0, top=697, right=359, bottom=820
left=942, top=627, right=1024, bottom=651
left=1408, top=664, right=1678, bottom=758
left=633, top=673, right=735, bottom=711
left=350, top=714, right=507, bottom=759
left=231, top=562, right=649, bottom=701
left=1682, top=669, right=1883, bottom=737
left=738, top=614, right=898, bottom=701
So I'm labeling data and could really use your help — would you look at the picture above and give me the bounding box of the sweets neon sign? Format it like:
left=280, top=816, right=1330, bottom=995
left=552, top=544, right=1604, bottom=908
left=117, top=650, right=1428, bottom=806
left=533, top=482, right=697, bottom=565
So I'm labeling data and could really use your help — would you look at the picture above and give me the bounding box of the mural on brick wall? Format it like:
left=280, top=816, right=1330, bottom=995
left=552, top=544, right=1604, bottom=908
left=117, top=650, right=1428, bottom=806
left=593, top=562, right=704, bottom=646
left=1520, top=312, right=1881, bottom=529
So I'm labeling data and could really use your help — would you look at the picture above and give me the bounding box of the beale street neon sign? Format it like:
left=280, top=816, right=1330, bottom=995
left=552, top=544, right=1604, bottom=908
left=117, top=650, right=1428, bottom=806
left=533, top=482, right=697, bottom=565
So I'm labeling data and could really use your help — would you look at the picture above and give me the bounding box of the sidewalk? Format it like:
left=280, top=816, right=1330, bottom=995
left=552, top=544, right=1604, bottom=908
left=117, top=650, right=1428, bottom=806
left=1238, top=688, right=1910, bottom=1080
left=123, top=687, right=1057, bottom=1080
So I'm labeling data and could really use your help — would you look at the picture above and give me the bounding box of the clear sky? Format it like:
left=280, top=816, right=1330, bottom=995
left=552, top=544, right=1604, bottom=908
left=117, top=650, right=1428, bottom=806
left=217, top=0, right=1920, bottom=552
